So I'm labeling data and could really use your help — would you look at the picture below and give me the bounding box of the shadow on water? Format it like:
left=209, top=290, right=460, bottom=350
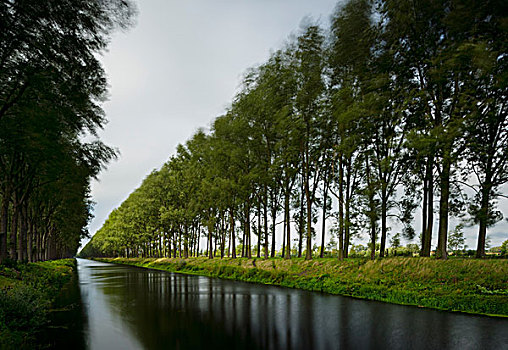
left=40, top=265, right=88, bottom=349
left=68, top=259, right=508, bottom=350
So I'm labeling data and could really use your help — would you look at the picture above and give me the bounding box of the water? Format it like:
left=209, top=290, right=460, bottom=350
left=51, top=258, right=508, bottom=349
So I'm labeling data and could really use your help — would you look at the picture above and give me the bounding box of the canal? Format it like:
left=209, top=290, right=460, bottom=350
left=48, top=258, right=508, bottom=349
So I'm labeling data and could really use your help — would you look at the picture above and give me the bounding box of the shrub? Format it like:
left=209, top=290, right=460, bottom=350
left=0, top=284, right=50, bottom=347
left=0, top=284, right=49, bottom=331
left=0, top=259, right=75, bottom=348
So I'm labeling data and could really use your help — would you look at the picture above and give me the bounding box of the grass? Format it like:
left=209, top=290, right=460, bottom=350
left=96, top=256, right=508, bottom=317
left=0, top=259, right=75, bottom=348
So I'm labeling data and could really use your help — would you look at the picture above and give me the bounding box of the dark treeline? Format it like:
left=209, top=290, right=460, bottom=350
left=81, top=0, right=507, bottom=260
left=0, top=1, right=135, bottom=262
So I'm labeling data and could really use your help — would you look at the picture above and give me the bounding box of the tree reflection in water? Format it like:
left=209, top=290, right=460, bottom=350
left=75, top=259, right=508, bottom=350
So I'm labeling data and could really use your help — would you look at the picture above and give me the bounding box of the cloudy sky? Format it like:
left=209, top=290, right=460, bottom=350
left=84, top=0, right=508, bottom=250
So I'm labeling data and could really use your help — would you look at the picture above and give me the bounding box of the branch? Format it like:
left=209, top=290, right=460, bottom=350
left=456, top=180, right=479, bottom=193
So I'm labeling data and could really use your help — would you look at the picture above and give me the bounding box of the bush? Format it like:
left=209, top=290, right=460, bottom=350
left=0, top=284, right=50, bottom=347
left=0, top=284, right=49, bottom=330
left=0, top=259, right=74, bottom=348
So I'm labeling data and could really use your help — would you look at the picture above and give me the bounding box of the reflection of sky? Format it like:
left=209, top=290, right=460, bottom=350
left=78, top=260, right=143, bottom=350
left=82, top=0, right=508, bottom=251
left=76, top=259, right=508, bottom=350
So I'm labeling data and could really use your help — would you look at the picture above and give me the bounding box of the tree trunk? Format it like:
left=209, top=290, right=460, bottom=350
left=230, top=209, right=236, bottom=259
left=379, top=186, right=388, bottom=258
left=36, top=228, right=41, bottom=261
left=221, top=214, right=226, bottom=259
left=184, top=225, right=189, bottom=258
left=366, top=156, right=376, bottom=260
left=425, top=175, right=434, bottom=255
left=9, top=201, right=18, bottom=260
left=264, top=193, right=269, bottom=259
left=285, top=189, right=291, bottom=259
left=191, top=227, right=196, bottom=257
left=18, top=204, right=27, bottom=262
left=41, top=232, right=46, bottom=261
left=282, top=217, right=286, bottom=258
left=257, top=202, right=261, bottom=258
left=338, top=159, right=344, bottom=260
left=241, top=226, right=246, bottom=258
left=475, top=184, right=491, bottom=258
left=344, top=203, right=351, bottom=258
left=214, top=227, right=218, bottom=257
left=421, top=170, right=428, bottom=255
left=0, top=188, right=10, bottom=262
left=298, top=181, right=304, bottom=258
left=168, top=234, right=171, bottom=257
left=208, top=219, right=214, bottom=259
left=270, top=196, right=276, bottom=258
left=28, top=221, right=34, bottom=262
left=344, top=165, right=352, bottom=258
left=436, top=153, right=451, bottom=259
left=422, top=156, right=434, bottom=256
left=245, top=201, right=251, bottom=259
left=178, top=230, right=182, bottom=258
left=196, top=225, right=201, bottom=257
left=305, top=172, right=313, bottom=260
left=370, top=213, right=376, bottom=261
left=320, top=182, right=328, bottom=258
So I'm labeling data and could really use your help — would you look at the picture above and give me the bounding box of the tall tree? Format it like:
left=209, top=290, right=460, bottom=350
left=328, top=0, right=375, bottom=259
left=294, top=24, right=326, bottom=260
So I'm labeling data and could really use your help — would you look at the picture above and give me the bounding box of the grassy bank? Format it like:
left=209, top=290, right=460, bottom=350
left=0, top=259, right=75, bottom=348
left=97, top=256, right=508, bottom=317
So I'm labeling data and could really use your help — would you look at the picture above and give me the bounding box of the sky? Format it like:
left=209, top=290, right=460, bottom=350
left=83, top=0, right=508, bottom=251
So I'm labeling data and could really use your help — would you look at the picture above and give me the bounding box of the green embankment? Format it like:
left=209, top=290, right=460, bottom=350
left=0, top=259, right=75, bottom=348
left=97, top=256, right=508, bottom=317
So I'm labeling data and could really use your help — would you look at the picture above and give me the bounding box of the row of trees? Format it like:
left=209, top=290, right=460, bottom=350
left=0, top=1, right=135, bottom=262
left=81, top=0, right=507, bottom=260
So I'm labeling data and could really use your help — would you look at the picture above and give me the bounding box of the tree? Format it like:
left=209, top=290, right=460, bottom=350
left=462, top=33, right=508, bottom=257
left=380, top=0, right=507, bottom=259
left=294, top=23, right=326, bottom=260
left=0, top=0, right=135, bottom=262
left=500, top=239, right=508, bottom=257
left=447, top=224, right=465, bottom=255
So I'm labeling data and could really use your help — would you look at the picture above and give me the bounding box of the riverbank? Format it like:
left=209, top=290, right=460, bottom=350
left=96, top=256, right=508, bottom=317
left=0, top=259, right=75, bottom=348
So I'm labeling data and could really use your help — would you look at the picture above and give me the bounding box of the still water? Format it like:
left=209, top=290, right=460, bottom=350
left=50, top=258, right=508, bottom=349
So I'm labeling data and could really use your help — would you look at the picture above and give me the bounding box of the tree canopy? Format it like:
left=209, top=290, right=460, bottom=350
left=81, top=0, right=507, bottom=260
left=0, top=0, right=136, bottom=262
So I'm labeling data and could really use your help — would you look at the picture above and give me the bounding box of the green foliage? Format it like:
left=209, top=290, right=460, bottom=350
left=0, top=259, right=75, bottom=348
left=501, top=240, right=508, bottom=257
left=448, top=224, right=466, bottom=254
left=0, top=285, right=49, bottom=332
left=175, top=259, right=187, bottom=270
left=0, top=0, right=136, bottom=262
left=476, top=284, right=508, bottom=296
